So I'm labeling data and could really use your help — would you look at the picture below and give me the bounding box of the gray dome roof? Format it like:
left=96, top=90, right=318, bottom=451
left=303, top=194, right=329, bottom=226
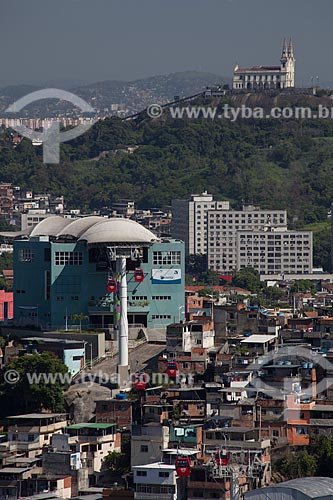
left=57, top=216, right=104, bottom=238
left=30, top=216, right=72, bottom=237
left=78, top=218, right=158, bottom=245
left=28, top=215, right=158, bottom=245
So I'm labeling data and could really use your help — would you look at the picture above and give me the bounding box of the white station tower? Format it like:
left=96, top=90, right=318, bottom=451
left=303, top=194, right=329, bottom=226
left=82, top=218, right=158, bottom=386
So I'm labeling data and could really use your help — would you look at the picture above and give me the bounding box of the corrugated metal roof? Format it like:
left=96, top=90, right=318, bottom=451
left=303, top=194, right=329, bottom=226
left=275, top=477, right=333, bottom=498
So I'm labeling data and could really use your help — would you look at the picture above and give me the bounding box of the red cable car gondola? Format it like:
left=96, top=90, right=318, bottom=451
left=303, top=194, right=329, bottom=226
left=107, top=278, right=117, bottom=293
left=175, top=456, right=191, bottom=477
left=134, top=268, right=144, bottom=283
left=166, top=360, right=179, bottom=378
left=214, top=448, right=229, bottom=466
left=133, top=371, right=147, bottom=391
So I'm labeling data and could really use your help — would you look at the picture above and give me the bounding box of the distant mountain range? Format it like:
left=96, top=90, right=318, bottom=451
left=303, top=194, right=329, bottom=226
left=0, top=71, right=230, bottom=118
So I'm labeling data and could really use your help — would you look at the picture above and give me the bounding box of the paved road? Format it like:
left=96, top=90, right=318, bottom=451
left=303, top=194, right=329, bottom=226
left=84, top=341, right=165, bottom=379
left=66, top=342, right=165, bottom=421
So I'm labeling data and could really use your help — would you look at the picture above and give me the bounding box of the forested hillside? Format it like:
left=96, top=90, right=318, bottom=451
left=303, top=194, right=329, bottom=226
left=1, top=92, right=333, bottom=268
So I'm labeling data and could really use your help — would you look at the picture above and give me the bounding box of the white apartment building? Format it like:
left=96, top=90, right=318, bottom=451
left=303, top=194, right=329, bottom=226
left=7, top=413, right=67, bottom=458
left=166, top=320, right=215, bottom=355
left=20, top=210, right=54, bottom=231
left=207, top=205, right=287, bottom=272
left=236, top=228, right=313, bottom=275
left=172, top=195, right=313, bottom=275
left=171, top=192, right=229, bottom=254
left=132, top=462, right=177, bottom=500
left=65, top=423, right=120, bottom=475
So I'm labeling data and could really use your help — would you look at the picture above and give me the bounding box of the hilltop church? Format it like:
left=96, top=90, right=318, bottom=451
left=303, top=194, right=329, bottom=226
left=233, top=38, right=295, bottom=90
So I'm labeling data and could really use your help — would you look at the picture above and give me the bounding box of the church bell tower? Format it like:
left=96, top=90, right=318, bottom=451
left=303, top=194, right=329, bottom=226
left=281, top=36, right=295, bottom=88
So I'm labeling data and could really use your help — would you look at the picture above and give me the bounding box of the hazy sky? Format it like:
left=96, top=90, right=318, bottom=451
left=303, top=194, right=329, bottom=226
left=1, top=0, right=332, bottom=87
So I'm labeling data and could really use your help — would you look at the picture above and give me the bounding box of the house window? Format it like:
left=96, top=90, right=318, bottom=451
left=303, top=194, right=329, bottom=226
left=296, top=427, right=308, bottom=435
left=19, top=248, right=34, bottom=262
left=272, top=430, right=279, bottom=437
left=153, top=251, right=181, bottom=265
left=140, top=445, right=148, bottom=453
left=54, top=251, right=83, bottom=266
left=136, top=470, right=147, bottom=476
left=159, top=472, right=170, bottom=478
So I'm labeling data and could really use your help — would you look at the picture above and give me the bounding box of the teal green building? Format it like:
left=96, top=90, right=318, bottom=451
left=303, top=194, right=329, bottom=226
left=13, top=216, right=185, bottom=331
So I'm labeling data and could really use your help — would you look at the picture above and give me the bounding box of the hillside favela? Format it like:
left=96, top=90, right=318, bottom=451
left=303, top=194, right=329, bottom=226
left=2, top=2, right=333, bottom=500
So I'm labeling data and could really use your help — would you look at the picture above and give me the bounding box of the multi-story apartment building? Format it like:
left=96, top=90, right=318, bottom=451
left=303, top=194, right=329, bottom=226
left=165, top=319, right=215, bottom=355
left=171, top=192, right=230, bottom=254
left=207, top=205, right=288, bottom=272
left=132, top=462, right=177, bottom=500
left=172, top=194, right=310, bottom=275
left=65, top=423, right=121, bottom=476
left=172, top=194, right=313, bottom=276
left=0, top=183, right=13, bottom=216
left=6, top=413, right=67, bottom=458
left=131, top=424, right=169, bottom=467
left=235, top=228, right=313, bottom=275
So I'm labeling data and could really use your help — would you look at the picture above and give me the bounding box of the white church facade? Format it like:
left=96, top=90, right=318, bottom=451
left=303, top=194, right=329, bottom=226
left=233, top=38, right=295, bottom=90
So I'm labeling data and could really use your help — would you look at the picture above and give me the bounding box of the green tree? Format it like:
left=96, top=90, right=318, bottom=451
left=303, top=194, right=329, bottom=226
left=279, top=450, right=317, bottom=479
left=232, top=268, right=261, bottom=294
left=0, top=352, right=69, bottom=416
left=315, top=435, right=333, bottom=477
left=0, top=252, right=13, bottom=272
left=102, top=451, right=130, bottom=476
left=0, top=221, right=15, bottom=232
left=72, top=313, right=88, bottom=332
left=186, top=254, right=208, bottom=277
left=257, top=286, right=285, bottom=307
left=291, top=280, right=317, bottom=295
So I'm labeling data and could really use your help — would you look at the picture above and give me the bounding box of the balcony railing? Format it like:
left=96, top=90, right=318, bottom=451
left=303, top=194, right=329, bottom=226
left=68, top=435, right=115, bottom=445
left=204, top=439, right=270, bottom=450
